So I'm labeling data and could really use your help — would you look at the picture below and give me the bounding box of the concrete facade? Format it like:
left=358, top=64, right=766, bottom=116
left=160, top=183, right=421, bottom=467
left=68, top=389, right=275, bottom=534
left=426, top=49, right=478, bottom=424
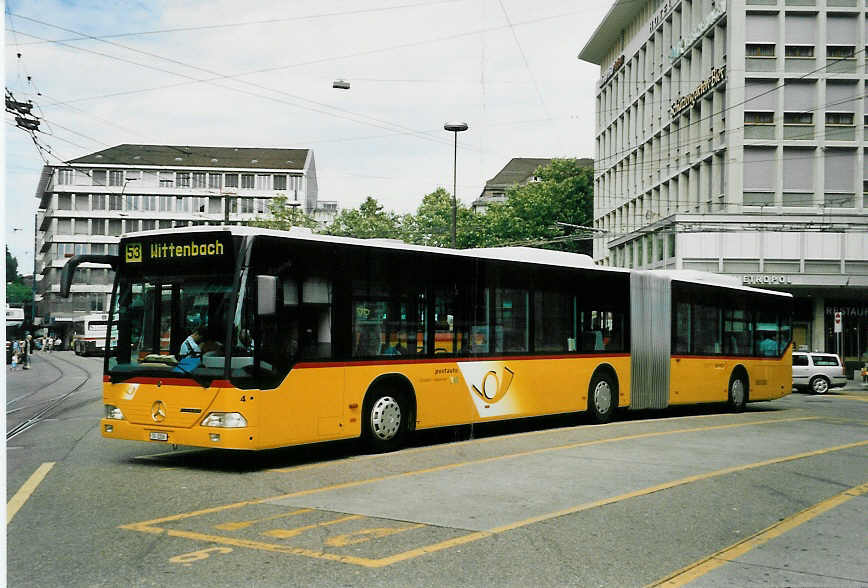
left=579, top=0, right=867, bottom=373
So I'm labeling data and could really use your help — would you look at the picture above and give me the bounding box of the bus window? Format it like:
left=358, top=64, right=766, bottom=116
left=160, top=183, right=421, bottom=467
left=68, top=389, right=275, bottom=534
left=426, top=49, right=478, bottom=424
left=756, top=309, right=780, bottom=357
left=578, top=310, right=625, bottom=352
left=674, top=301, right=691, bottom=354
left=301, top=277, right=332, bottom=360
left=494, top=287, right=528, bottom=353
left=352, top=284, right=425, bottom=358
left=723, top=307, right=752, bottom=356
left=534, top=290, right=574, bottom=353
left=693, top=303, right=722, bottom=355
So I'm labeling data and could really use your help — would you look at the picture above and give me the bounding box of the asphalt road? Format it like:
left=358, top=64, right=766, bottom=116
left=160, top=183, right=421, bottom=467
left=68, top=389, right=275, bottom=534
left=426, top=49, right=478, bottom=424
left=6, top=352, right=868, bottom=587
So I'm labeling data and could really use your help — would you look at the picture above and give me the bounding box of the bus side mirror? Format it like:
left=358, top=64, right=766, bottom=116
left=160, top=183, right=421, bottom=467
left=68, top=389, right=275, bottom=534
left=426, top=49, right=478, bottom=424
left=256, top=275, right=278, bottom=316
left=61, top=254, right=120, bottom=298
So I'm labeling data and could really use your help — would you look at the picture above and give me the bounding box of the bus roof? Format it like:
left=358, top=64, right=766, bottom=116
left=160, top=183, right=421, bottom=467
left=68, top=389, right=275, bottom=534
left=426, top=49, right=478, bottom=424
left=123, top=225, right=624, bottom=273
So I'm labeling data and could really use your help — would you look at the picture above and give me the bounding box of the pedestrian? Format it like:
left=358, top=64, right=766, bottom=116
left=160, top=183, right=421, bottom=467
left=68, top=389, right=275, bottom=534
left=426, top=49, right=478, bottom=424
left=10, top=345, right=18, bottom=370
left=23, top=335, right=33, bottom=370
left=46, top=336, right=52, bottom=353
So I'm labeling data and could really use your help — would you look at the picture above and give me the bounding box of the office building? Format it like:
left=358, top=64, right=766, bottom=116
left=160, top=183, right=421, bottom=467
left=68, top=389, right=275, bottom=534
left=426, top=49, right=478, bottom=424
left=579, top=0, right=867, bottom=372
left=34, top=144, right=334, bottom=342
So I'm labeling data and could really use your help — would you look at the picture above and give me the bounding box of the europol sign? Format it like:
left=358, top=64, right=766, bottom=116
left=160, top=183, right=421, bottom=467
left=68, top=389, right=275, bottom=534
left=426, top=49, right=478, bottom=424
left=669, top=66, right=726, bottom=118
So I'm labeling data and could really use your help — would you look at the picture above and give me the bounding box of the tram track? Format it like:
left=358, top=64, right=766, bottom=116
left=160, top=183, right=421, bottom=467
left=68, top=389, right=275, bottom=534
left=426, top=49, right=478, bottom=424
left=6, top=352, right=97, bottom=441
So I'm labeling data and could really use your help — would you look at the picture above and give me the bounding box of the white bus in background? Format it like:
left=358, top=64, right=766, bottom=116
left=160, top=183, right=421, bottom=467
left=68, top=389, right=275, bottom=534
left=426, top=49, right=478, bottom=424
left=72, top=313, right=112, bottom=356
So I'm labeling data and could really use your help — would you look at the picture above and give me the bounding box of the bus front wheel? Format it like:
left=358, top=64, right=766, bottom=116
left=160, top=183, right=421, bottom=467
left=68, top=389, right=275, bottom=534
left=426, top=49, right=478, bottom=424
left=728, top=372, right=747, bottom=412
left=363, top=388, right=408, bottom=452
left=588, top=372, right=616, bottom=424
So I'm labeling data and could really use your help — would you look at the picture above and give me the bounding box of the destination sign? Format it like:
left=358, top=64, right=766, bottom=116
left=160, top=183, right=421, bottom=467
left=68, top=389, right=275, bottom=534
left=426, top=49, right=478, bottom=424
left=121, top=232, right=235, bottom=270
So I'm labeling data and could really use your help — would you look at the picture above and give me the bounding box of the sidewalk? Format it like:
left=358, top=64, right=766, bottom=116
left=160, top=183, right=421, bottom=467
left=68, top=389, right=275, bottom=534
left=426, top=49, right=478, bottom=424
left=842, top=377, right=867, bottom=392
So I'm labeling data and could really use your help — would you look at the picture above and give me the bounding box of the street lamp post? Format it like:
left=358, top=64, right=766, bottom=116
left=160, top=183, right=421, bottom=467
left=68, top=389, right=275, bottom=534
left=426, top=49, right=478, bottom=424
left=444, top=122, right=469, bottom=248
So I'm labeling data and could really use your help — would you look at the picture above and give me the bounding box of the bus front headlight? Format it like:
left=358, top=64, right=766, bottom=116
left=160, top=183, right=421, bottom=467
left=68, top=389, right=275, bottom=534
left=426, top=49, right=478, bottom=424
left=201, top=412, right=247, bottom=428
left=105, top=405, right=124, bottom=420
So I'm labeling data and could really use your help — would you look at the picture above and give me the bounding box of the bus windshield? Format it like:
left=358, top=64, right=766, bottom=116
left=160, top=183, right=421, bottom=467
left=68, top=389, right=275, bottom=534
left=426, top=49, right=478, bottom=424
left=108, top=273, right=235, bottom=384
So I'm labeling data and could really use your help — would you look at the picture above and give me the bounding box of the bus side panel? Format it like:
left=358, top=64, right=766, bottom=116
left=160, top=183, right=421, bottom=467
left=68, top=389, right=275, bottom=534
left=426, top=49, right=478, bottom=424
left=257, top=367, right=349, bottom=448
left=669, top=357, right=730, bottom=404
left=746, top=346, right=793, bottom=401
left=344, top=356, right=631, bottom=432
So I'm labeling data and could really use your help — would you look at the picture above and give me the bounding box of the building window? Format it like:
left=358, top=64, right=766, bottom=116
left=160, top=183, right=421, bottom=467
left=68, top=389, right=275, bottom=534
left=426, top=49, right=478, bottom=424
left=273, top=175, right=287, bottom=190
left=746, top=43, right=775, bottom=57
left=209, top=197, right=222, bottom=214
left=176, top=172, right=190, bottom=188
left=175, top=196, right=189, bottom=212
left=783, top=112, right=813, bottom=124
left=745, top=111, right=774, bottom=124
left=225, top=174, right=239, bottom=188
left=208, top=173, right=222, bottom=189
left=826, top=112, right=854, bottom=126
left=57, top=194, right=72, bottom=210
left=92, top=170, right=106, bottom=186
left=159, top=172, right=174, bottom=188
left=57, top=168, right=74, bottom=185
left=74, top=194, right=89, bottom=211
left=255, top=198, right=268, bottom=214
left=141, top=220, right=156, bottom=231
left=92, top=194, right=106, bottom=210
left=126, top=195, right=140, bottom=211
left=241, top=174, right=255, bottom=189
left=74, top=219, right=89, bottom=234
left=158, top=196, right=172, bottom=212
left=827, top=45, right=855, bottom=59
left=142, top=195, right=157, bottom=211
left=74, top=243, right=89, bottom=255
left=256, top=174, right=271, bottom=190
left=109, top=195, right=122, bottom=210
left=785, top=46, right=814, bottom=58
left=92, top=220, right=105, bottom=235
left=192, top=172, right=206, bottom=188
left=239, top=198, right=253, bottom=213
left=91, top=243, right=105, bottom=254
left=108, top=170, right=124, bottom=186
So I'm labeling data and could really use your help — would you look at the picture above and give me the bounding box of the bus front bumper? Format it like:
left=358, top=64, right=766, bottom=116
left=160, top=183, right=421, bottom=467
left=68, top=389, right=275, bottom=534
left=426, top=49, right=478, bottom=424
left=100, top=419, right=258, bottom=450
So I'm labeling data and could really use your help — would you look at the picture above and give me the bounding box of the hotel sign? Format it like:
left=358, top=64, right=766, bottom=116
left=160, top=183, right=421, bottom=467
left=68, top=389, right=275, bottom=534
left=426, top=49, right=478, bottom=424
left=669, top=66, right=726, bottom=118
left=649, top=0, right=678, bottom=34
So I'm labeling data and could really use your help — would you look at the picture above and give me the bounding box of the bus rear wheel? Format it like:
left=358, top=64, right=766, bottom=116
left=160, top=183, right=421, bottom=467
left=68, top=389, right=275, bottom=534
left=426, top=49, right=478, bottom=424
left=728, top=372, right=747, bottom=412
left=363, top=388, right=408, bottom=452
left=588, top=372, right=616, bottom=424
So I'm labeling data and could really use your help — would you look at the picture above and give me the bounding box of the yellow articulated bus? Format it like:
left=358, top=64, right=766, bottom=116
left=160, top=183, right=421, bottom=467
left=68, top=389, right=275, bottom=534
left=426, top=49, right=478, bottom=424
left=60, top=226, right=792, bottom=452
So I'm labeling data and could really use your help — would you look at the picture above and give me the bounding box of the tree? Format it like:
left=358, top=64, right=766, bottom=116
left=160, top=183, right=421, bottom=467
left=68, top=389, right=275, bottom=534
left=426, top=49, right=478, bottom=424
left=474, top=159, right=594, bottom=254
left=326, top=196, right=404, bottom=239
left=402, top=187, right=481, bottom=248
left=5, top=281, right=32, bottom=304
left=7, top=246, right=20, bottom=282
left=248, top=195, right=319, bottom=231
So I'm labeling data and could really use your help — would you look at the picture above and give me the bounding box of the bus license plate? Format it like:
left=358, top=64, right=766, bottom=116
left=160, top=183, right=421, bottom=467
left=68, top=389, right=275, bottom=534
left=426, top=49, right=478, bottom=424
left=149, top=431, right=169, bottom=441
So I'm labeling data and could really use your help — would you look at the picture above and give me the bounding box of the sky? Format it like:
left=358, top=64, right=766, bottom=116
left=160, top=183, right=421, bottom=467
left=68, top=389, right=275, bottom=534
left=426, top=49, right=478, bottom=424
left=4, top=0, right=611, bottom=271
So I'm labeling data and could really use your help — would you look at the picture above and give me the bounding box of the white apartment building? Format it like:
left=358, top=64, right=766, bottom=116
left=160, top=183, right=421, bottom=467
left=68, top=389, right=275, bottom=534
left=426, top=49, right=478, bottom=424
left=579, top=0, right=867, bottom=373
left=34, top=144, right=335, bottom=342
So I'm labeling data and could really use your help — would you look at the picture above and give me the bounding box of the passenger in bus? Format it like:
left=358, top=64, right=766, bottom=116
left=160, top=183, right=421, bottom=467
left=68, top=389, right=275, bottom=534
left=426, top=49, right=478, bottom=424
left=759, top=334, right=778, bottom=356
left=179, top=326, right=204, bottom=358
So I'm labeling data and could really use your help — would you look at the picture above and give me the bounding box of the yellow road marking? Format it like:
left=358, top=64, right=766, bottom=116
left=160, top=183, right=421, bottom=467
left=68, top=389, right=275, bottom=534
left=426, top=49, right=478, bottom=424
left=325, top=524, right=425, bottom=547
left=651, top=480, right=868, bottom=587
left=263, top=514, right=362, bottom=538
left=838, top=394, right=868, bottom=403
left=122, top=416, right=818, bottom=532
left=118, top=420, right=867, bottom=568
left=373, top=440, right=868, bottom=567
left=214, top=508, right=312, bottom=531
left=7, top=462, right=55, bottom=523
